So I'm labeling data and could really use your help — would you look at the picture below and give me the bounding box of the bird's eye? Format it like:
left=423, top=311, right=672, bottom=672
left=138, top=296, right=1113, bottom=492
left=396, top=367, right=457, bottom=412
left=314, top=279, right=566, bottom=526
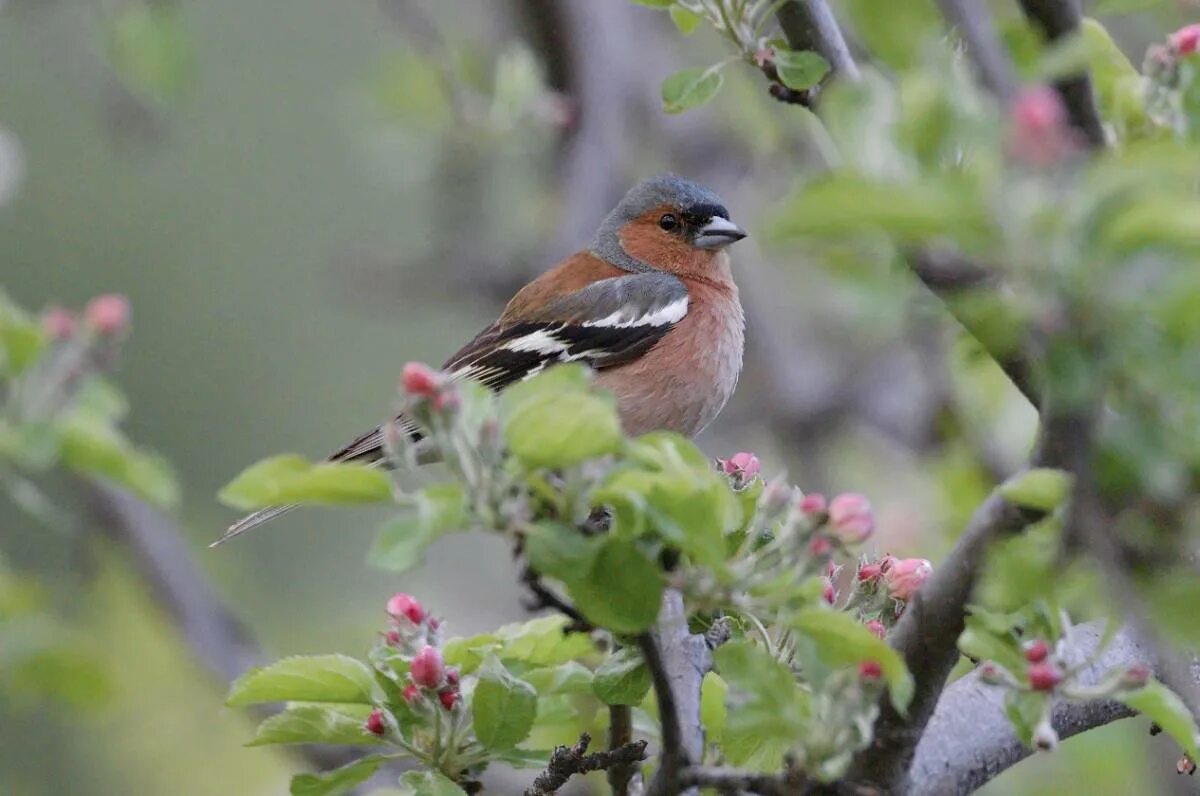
left=658, top=214, right=679, bottom=231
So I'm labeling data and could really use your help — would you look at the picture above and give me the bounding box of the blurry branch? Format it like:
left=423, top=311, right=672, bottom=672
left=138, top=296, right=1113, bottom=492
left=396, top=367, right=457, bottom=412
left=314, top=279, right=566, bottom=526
left=845, top=490, right=1042, bottom=788
left=78, top=479, right=372, bottom=775
left=936, top=0, right=1018, bottom=101
left=776, top=1, right=860, bottom=81
left=1015, top=0, right=1107, bottom=147
left=524, top=733, right=648, bottom=796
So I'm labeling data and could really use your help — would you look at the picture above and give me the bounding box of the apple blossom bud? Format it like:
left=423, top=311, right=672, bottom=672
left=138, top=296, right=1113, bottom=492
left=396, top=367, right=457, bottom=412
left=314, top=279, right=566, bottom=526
left=885, top=558, right=933, bottom=600
left=401, top=361, right=442, bottom=397
left=1027, top=661, right=1062, bottom=692
left=386, top=593, right=426, bottom=624
left=365, top=708, right=386, bottom=736
left=385, top=630, right=402, bottom=647
left=42, top=306, right=76, bottom=340
left=822, top=577, right=837, bottom=605
left=1023, top=639, right=1050, bottom=664
left=439, top=687, right=460, bottom=710
left=1033, top=719, right=1058, bottom=752
left=828, top=493, right=874, bottom=544
left=446, top=668, right=460, bottom=687
left=1009, top=86, right=1075, bottom=166
left=722, top=451, right=762, bottom=478
left=84, top=294, right=130, bottom=335
left=1171, top=24, right=1200, bottom=56
left=410, top=645, right=445, bottom=688
left=433, top=387, right=460, bottom=413
left=857, top=563, right=883, bottom=583
left=1120, top=663, right=1151, bottom=689
left=979, top=662, right=1005, bottom=685
left=809, top=535, right=833, bottom=558
left=865, top=620, right=886, bottom=639
left=859, top=660, right=883, bottom=680
left=402, top=683, right=421, bottom=704
left=798, top=493, right=827, bottom=515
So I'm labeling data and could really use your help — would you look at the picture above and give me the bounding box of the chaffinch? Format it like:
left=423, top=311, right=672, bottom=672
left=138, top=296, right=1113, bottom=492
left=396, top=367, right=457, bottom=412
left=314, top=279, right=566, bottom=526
left=219, top=174, right=747, bottom=543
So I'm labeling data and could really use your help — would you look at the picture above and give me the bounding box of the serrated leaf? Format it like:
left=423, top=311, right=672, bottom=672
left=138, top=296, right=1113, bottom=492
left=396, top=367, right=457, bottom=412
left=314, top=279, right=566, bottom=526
left=593, top=647, right=652, bottom=705
left=368, top=483, right=466, bottom=571
left=398, top=771, right=468, bottom=796
left=669, top=5, right=703, bottom=34
left=661, top=65, right=724, bottom=114
left=775, top=48, right=830, bottom=91
left=565, top=537, right=664, bottom=633
left=249, top=705, right=384, bottom=746
left=227, top=655, right=381, bottom=706
left=219, top=454, right=391, bottom=510
left=999, top=468, right=1072, bottom=512
left=1118, top=680, right=1200, bottom=759
left=471, top=656, right=538, bottom=750
left=791, top=610, right=914, bottom=712
left=291, top=755, right=389, bottom=796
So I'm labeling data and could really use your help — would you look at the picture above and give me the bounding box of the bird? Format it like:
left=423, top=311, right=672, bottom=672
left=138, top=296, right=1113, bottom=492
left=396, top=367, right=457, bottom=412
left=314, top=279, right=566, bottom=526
left=216, top=174, right=747, bottom=545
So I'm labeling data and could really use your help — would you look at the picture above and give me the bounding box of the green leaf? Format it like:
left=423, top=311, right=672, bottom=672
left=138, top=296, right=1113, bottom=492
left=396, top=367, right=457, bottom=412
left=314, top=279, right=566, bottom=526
left=669, top=5, right=703, bottom=35
left=219, top=454, right=391, bottom=510
left=999, top=468, right=1072, bottom=512
left=59, top=418, right=178, bottom=507
left=368, top=483, right=466, bottom=571
left=791, top=610, right=914, bottom=712
left=398, top=771, right=468, bottom=796
left=565, top=537, right=665, bottom=633
left=1118, top=680, right=1200, bottom=759
left=291, top=755, right=389, bottom=796
left=775, top=48, right=830, bottom=91
left=444, top=615, right=595, bottom=674
left=713, top=641, right=807, bottom=766
left=522, top=522, right=599, bottom=583
left=523, top=661, right=594, bottom=695
left=249, top=705, right=384, bottom=746
left=661, top=65, right=725, bottom=114
left=842, top=0, right=940, bottom=70
left=700, top=671, right=728, bottom=743
left=1005, top=690, right=1048, bottom=747
left=593, top=647, right=652, bottom=705
left=227, top=655, right=381, bottom=706
left=958, top=614, right=1027, bottom=676
left=501, top=365, right=623, bottom=469
left=471, top=656, right=538, bottom=750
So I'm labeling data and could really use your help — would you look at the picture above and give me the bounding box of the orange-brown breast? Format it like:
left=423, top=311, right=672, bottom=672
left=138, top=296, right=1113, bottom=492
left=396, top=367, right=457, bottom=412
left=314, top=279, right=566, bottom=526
left=501, top=252, right=625, bottom=321
left=595, top=252, right=744, bottom=438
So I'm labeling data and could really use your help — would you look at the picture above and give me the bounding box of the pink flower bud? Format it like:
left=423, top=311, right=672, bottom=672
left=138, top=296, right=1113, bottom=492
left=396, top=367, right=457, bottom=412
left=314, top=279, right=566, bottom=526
left=885, top=558, right=933, bottom=601
left=859, top=660, right=883, bottom=680
left=1121, top=663, right=1151, bottom=689
left=1027, top=661, right=1062, bottom=692
left=432, top=387, right=460, bottom=413
left=401, top=362, right=442, bottom=397
left=365, top=708, right=386, bottom=735
left=828, top=493, right=874, bottom=545
left=84, top=294, right=130, bottom=335
left=402, top=683, right=421, bottom=704
left=857, top=563, right=883, bottom=583
left=821, top=577, right=837, bottom=605
left=446, top=668, right=460, bottom=686
left=722, top=452, right=761, bottom=477
left=798, top=492, right=827, bottom=515
left=42, top=306, right=76, bottom=340
left=1009, top=86, right=1075, bottom=166
left=438, top=687, right=459, bottom=710
left=1171, top=23, right=1200, bottom=56
left=809, top=535, right=833, bottom=558
left=1023, top=639, right=1050, bottom=664
left=410, top=645, right=445, bottom=688
left=1033, top=719, right=1058, bottom=752
left=385, top=630, right=402, bottom=647
left=386, top=593, right=426, bottom=624
left=865, top=620, right=886, bottom=639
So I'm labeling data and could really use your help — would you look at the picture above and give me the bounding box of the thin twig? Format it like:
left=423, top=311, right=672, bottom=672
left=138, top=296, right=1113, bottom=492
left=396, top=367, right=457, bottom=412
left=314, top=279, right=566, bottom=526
left=1015, top=0, right=1107, bottom=147
left=524, top=733, right=648, bottom=796
left=936, top=0, right=1019, bottom=101
left=519, top=564, right=594, bottom=633
left=608, top=704, right=637, bottom=796
left=776, top=0, right=860, bottom=80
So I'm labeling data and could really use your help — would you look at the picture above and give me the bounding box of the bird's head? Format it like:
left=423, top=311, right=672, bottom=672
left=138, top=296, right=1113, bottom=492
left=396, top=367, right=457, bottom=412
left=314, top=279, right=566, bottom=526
left=592, top=174, right=747, bottom=276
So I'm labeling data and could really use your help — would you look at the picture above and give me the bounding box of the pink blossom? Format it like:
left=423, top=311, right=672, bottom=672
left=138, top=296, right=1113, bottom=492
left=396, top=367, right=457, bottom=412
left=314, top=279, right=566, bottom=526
left=1171, top=23, right=1200, bottom=55
left=386, top=593, right=426, bottom=624
left=721, top=452, right=761, bottom=477
left=42, top=306, right=76, bottom=340
left=828, top=493, right=874, bottom=544
left=797, top=492, right=826, bottom=515
left=865, top=620, right=886, bottom=639
left=84, top=294, right=130, bottom=335
left=401, top=361, right=442, bottom=397
left=1023, top=639, right=1050, bottom=664
left=885, top=558, right=932, bottom=600
left=365, top=708, right=386, bottom=735
left=1027, top=661, right=1062, bottom=692
left=410, top=645, right=445, bottom=688
left=859, top=660, right=883, bottom=680
left=438, top=688, right=460, bottom=710
left=1009, top=86, right=1075, bottom=166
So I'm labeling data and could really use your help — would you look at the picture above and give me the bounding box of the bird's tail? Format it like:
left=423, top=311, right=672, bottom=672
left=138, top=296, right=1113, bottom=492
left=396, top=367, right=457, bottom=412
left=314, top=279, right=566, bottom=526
left=210, top=504, right=298, bottom=548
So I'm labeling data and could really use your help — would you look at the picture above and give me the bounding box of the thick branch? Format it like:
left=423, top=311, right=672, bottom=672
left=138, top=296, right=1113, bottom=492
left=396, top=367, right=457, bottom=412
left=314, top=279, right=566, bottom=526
left=1015, top=0, right=1107, bottom=147
left=524, top=733, right=648, bottom=796
left=776, top=1, right=860, bottom=80
left=845, top=490, right=1039, bottom=788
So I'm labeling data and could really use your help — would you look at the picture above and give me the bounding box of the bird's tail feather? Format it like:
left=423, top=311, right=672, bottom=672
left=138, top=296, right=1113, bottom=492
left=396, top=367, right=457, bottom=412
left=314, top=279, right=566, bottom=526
left=211, top=504, right=298, bottom=547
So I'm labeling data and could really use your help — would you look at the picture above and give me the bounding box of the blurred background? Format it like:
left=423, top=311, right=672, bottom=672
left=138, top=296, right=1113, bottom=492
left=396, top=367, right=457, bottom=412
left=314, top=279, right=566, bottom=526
left=0, top=0, right=1193, bottom=793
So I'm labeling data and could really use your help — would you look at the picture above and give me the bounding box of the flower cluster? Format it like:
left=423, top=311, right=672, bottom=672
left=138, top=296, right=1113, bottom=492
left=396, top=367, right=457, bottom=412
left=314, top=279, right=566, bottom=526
left=372, top=592, right=462, bottom=727
left=843, top=555, right=934, bottom=635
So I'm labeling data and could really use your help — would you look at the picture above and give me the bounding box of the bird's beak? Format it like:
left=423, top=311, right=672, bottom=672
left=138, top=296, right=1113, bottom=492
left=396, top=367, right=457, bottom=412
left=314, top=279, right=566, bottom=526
left=695, top=216, right=748, bottom=249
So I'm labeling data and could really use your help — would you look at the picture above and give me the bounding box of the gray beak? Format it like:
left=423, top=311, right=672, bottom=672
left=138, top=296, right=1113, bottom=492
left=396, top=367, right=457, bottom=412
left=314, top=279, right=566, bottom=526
left=695, top=216, right=748, bottom=249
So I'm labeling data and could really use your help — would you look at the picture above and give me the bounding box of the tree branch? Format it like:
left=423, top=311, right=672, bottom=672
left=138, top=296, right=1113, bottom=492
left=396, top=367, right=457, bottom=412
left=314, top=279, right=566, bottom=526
left=608, top=704, right=637, bottom=796
left=776, top=0, right=860, bottom=81
left=1015, top=0, right=1107, bottom=147
left=524, top=733, right=648, bottom=796
left=936, top=0, right=1018, bottom=101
